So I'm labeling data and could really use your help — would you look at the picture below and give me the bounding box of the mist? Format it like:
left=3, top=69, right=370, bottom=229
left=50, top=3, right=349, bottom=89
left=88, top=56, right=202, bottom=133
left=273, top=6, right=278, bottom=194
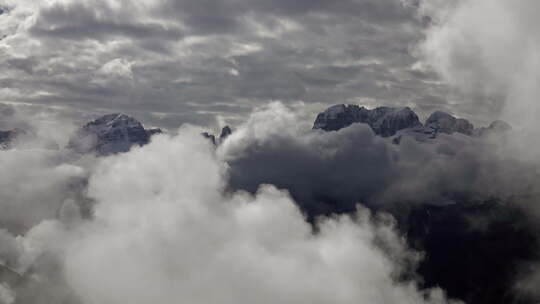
left=418, top=0, right=540, bottom=137
left=417, top=0, right=540, bottom=299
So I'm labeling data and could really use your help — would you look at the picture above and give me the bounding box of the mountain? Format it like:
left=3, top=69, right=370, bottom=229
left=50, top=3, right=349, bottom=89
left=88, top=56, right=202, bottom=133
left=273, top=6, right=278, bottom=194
left=313, top=104, right=422, bottom=136
left=202, top=126, right=233, bottom=145
left=202, top=132, right=217, bottom=145
left=67, top=113, right=161, bottom=156
left=314, top=104, right=509, bottom=143
left=219, top=126, right=232, bottom=141
left=425, top=111, right=474, bottom=135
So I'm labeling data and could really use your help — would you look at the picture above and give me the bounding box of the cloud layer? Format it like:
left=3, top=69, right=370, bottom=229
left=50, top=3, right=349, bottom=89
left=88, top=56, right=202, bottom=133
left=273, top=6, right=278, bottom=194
left=0, top=101, right=539, bottom=304
left=0, top=0, right=478, bottom=129
left=0, top=124, right=459, bottom=304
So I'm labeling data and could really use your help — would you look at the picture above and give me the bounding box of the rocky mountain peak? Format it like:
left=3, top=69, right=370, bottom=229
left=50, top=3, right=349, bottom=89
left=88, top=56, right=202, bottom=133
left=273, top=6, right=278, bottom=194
left=219, top=126, right=232, bottom=141
left=67, top=113, right=161, bottom=156
left=425, top=111, right=474, bottom=136
left=203, top=126, right=233, bottom=145
left=314, top=104, right=513, bottom=144
left=313, top=104, right=421, bottom=137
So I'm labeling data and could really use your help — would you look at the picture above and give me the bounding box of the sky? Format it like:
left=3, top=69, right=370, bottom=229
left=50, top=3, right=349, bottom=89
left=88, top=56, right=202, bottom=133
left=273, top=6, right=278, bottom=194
left=0, top=0, right=505, bottom=131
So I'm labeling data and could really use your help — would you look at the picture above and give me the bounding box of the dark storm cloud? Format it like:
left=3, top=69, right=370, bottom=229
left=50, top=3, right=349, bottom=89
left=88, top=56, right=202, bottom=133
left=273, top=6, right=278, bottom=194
left=0, top=0, right=463, bottom=129
left=224, top=122, right=539, bottom=217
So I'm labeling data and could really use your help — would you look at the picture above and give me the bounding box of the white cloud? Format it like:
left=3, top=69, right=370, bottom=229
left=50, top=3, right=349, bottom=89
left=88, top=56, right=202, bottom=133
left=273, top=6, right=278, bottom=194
left=418, top=0, right=540, bottom=130
left=0, top=283, right=15, bottom=304
left=58, top=128, right=455, bottom=304
left=0, top=149, right=86, bottom=232
left=97, top=58, right=133, bottom=80
left=0, top=125, right=457, bottom=304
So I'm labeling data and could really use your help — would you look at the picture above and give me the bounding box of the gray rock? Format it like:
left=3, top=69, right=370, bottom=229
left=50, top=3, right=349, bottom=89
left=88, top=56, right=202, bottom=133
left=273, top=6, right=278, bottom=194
left=202, top=132, right=216, bottom=145
left=425, top=111, right=474, bottom=136
left=314, top=105, right=514, bottom=146
left=219, top=126, right=232, bottom=142
left=313, top=104, right=422, bottom=137
left=67, top=113, right=161, bottom=156
left=203, top=126, right=233, bottom=145
left=146, top=128, right=163, bottom=137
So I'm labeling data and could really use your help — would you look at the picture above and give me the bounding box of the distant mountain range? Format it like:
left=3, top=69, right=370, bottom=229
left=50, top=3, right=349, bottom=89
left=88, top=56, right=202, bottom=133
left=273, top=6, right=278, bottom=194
left=313, top=104, right=511, bottom=143
left=0, top=104, right=512, bottom=155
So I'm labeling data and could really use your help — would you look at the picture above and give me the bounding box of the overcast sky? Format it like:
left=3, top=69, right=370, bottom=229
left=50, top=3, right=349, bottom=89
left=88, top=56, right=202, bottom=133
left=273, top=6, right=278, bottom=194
left=0, top=0, right=501, bottom=130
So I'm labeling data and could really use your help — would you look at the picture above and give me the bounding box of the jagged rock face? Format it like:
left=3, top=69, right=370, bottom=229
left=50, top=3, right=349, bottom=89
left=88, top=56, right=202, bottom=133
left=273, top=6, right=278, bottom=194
left=203, top=126, right=233, bottom=145
left=313, top=104, right=367, bottom=131
left=313, top=104, right=422, bottom=137
left=314, top=105, right=513, bottom=145
left=202, top=132, right=216, bottom=145
left=146, top=128, right=163, bottom=137
left=393, top=111, right=474, bottom=144
left=219, top=126, right=232, bottom=141
left=425, top=111, right=474, bottom=136
left=68, top=113, right=160, bottom=156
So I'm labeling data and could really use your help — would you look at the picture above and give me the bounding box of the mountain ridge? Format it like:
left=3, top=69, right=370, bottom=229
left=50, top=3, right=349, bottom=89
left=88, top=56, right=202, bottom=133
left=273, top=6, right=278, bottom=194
left=313, top=104, right=510, bottom=142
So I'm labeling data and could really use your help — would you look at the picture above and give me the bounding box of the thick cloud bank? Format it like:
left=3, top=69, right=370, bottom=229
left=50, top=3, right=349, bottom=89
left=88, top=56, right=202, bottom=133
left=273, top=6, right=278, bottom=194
left=418, top=0, right=540, bottom=131
left=0, top=101, right=539, bottom=304
left=0, top=124, right=457, bottom=304
left=0, top=150, right=85, bottom=233
left=222, top=103, right=538, bottom=216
